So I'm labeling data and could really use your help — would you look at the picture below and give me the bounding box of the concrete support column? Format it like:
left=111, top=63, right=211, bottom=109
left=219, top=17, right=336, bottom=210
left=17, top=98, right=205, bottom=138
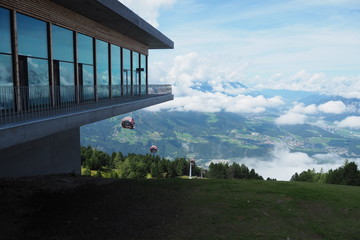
left=0, top=127, right=80, bottom=177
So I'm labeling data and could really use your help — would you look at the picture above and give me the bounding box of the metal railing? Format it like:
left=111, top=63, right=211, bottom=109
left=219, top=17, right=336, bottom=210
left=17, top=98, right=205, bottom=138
left=0, top=84, right=172, bottom=126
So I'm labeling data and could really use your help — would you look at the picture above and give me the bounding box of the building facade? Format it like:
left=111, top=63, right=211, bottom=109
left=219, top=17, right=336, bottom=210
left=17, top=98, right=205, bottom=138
left=0, top=0, right=174, bottom=177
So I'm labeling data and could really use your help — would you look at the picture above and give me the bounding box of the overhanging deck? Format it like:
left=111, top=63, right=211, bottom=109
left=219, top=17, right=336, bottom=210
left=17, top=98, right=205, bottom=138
left=0, top=93, right=173, bottom=150
left=0, top=93, right=173, bottom=178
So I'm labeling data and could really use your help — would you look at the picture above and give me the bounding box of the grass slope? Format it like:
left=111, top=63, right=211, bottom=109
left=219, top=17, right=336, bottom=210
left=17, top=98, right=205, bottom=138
left=1, top=176, right=359, bottom=240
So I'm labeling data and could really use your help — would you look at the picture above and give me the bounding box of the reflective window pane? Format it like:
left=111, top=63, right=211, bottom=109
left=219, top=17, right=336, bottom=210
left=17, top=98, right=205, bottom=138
left=17, top=13, right=47, bottom=58
left=132, top=51, right=139, bottom=95
left=59, top=62, right=74, bottom=86
left=96, top=40, right=109, bottom=99
left=82, top=65, right=94, bottom=86
left=111, top=45, right=121, bottom=97
left=28, top=58, right=49, bottom=86
left=52, top=25, right=74, bottom=62
left=122, top=48, right=131, bottom=96
left=0, top=8, right=11, bottom=54
left=59, top=62, right=75, bottom=103
left=77, top=33, right=93, bottom=64
left=140, top=54, right=147, bottom=94
left=82, top=65, right=94, bottom=100
left=27, top=58, right=50, bottom=106
left=0, top=55, right=14, bottom=110
left=0, top=55, right=13, bottom=86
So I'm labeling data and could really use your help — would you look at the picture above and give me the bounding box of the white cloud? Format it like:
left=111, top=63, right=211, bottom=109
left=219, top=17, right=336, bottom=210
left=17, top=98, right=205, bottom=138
left=230, top=144, right=356, bottom=181
left=251, top=70, right=360, bottom=99
left=291, top=103, right=318, bottom=115
left=275, top=112, right=307, bottom=125
left=204, top=144, right=360, bottom=181
left=336, top=116, right=360, bottom=129
left=318, top=101, right=347, bottom=114
left=147, top=52, right=284, bottom=113
left=146, top=91, right=284, bottom=113
left=274, top=100, right=351, bottom=126
left=119, top=0, right=176, bottom=28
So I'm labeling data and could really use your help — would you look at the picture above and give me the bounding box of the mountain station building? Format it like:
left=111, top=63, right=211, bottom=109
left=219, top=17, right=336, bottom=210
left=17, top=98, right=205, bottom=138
left=0, top=0, right=174, bottom=177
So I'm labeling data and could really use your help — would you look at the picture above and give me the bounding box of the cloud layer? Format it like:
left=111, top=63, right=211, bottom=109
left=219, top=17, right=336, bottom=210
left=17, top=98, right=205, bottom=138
left=336, top=116, right=360, bottom=129
left=274, top=101, right=358, bottom=127
left=232, top=143, right=360, bottom=181
left=147, top=52, right=284, bottom=113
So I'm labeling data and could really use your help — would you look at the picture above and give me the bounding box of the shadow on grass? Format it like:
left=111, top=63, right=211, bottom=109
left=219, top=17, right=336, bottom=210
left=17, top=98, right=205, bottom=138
left=2, top=177, right=360, bottom=240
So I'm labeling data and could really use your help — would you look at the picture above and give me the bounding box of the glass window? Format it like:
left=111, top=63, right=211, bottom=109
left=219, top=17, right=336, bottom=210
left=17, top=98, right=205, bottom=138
left=111, top=45, right=121, bottom=97
left=132, top=51, right=139, bottom=85
left=77, top=33, right=93, bottom=64
left=59, top=62, right=75, bottom=103
left=59, top=62, right=75, bottom=86
left=0, top=55, right=14, bottom=110
left=17, top=13, right=47, bottom=58
left=0, top=55, right=13, bottom=86
left=96, top=40, right=109, bottom=99
left=82, top=65, right=94, bottom=86
left=52, top=25, right=74, bottom=62
left=132, top=51, right=140, bottom=95
left=27, top=58, right=50, bottom=106
left=122, top=48, right=131, bottom=96
left=0, top=8, right=14, bottom=108
left=140, top=54, right=147, bottom=94
left=0, top=7, right=11, bottom=54
left=28, top=58, right=49, bottom=86
left=81, top=65, right=94, bottom=100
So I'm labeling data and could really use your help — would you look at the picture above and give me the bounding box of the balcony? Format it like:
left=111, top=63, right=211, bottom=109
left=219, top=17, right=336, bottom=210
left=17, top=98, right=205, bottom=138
left=0, top=84, right=173, bottom=128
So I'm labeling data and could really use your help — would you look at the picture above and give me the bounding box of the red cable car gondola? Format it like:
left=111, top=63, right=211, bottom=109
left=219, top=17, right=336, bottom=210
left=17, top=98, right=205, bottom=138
left=121, top=116, right=135, bottom=129
left=150, top=145, right=158, bottom=153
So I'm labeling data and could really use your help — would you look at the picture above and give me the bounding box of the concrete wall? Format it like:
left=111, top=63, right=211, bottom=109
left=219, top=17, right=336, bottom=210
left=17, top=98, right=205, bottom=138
left=0, top=95, right=173, bottom=177
left=0, top=128, right=80, bottom=178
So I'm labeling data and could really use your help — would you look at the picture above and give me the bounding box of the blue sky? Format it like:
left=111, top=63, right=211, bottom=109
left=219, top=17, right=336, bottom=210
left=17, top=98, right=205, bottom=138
left=120, top=0, right=360, bottom=116
left=119, top=0, right=360, bottom=180
left=121, top=0, right=360, bottom=97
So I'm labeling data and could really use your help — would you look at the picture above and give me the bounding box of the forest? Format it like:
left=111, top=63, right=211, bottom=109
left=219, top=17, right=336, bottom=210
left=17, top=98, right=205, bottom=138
left=81, top=146, right=360, bottom=186
left=290, top=160, right=360, bottom=186
left=80, top=146, right=263, bottom=180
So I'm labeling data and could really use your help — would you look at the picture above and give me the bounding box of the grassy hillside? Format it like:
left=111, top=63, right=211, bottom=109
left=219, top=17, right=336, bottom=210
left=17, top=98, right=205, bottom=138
left=2, top=176, right=359, bottom=240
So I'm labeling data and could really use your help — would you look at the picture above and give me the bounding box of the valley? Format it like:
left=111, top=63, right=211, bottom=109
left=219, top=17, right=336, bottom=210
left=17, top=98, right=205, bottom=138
left=81, top=110, right=360, bottom=165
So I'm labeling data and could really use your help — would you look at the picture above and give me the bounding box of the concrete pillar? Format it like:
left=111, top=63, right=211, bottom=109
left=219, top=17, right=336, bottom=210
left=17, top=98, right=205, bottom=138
left=0, top=127, right=80, bottom=177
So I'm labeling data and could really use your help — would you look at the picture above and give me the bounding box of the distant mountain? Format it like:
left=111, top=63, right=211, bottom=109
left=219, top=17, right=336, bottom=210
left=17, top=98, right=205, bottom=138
left=81, top=78, right=360, bottom=167
left=259, top=89, right=320, bottom=104
left=81, top=110, right=360, bottom=167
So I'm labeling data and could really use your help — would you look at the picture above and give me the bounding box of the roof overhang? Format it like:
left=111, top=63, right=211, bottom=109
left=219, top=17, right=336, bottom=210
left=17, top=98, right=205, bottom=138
left=49, top=0, right=174, bottom=49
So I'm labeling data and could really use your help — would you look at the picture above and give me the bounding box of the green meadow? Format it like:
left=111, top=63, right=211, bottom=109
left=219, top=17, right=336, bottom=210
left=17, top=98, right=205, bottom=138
left=20, top=178, right=360, bottom=240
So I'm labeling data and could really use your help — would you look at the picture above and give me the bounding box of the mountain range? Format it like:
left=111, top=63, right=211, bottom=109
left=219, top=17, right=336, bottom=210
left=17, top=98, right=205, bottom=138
left=81, top=88, right=360, bottom=169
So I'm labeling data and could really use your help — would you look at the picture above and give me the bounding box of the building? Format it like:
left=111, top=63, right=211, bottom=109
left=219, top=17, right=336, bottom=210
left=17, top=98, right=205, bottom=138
left=0, top=0, right=174, bottom=177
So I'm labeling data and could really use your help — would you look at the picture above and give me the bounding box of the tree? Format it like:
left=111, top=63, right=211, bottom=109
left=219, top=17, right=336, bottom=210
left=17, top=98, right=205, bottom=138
left=166, top=161, right=177, bottom=178
left=208, top=162, right=228, bottom=179
left=113, top=152, right=124, bottom=169
left=290, top=173, right=299, bottom=182
left=150, top=162, right=161, bottom=178
left=290, top=160, right=360, bottom=186
left=343, top=161, right=360, bottom=186
left=95, top=170, right=102, bottom=178
left=174, top=157, right=188, bottom=176
left=80, top=146, right=93, bottom=166
left=85, top=151, right=102, bottom=170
